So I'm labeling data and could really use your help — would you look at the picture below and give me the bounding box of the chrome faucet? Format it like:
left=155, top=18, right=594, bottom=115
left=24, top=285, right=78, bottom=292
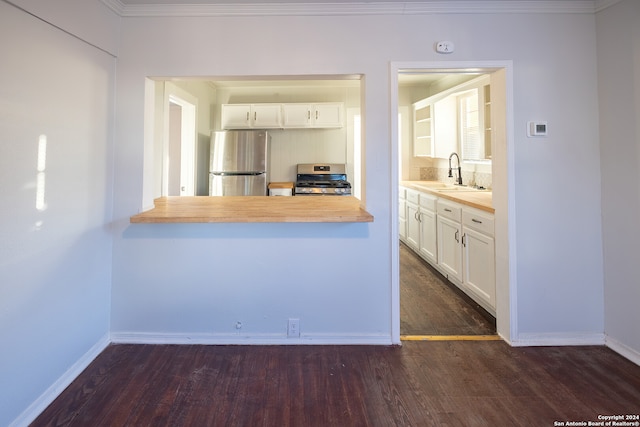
left=448, top=152, right=463, bottom=185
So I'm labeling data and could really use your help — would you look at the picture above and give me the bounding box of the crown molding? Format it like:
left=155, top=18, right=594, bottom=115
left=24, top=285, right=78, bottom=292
left=100, top=0, right=602, bottom=18
left=101, top=0, right=126, bottom=16
left=594, top=0, right=622, bottom=12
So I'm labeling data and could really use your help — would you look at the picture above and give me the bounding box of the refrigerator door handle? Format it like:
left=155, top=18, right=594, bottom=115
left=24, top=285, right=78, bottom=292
left=211, top=172, right=265, bottom=176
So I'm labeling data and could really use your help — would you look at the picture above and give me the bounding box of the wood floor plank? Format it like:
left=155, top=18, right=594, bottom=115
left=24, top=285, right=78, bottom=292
left=31, top=342, right=640, bottom=426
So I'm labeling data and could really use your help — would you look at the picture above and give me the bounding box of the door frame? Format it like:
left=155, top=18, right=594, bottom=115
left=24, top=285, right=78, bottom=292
left=389, top=61, right=517, bottom=344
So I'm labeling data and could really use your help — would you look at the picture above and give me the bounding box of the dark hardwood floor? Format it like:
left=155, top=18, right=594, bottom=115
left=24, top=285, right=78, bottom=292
left=400, top=242, right=495, bottom=336
left=32, top=342, right=640, bottom=426
left=30, top=245, right=640, bottom=426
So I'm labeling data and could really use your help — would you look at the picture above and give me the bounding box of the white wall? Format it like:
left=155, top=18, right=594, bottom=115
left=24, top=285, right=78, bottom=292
left=111, top=11, right=605, bottom=347
left=597, top=0, right=640, bottom=361
left=0, top=2, right=117, bottom=426
left=9, top=0, right=120, bottom=56
left=4, top=2, right=638, bottom=424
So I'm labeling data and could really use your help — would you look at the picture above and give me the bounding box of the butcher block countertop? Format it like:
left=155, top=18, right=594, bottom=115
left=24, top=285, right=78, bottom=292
left=401, top=181, right=494, bottom=213
left=130, top=196, right=374, bottom=224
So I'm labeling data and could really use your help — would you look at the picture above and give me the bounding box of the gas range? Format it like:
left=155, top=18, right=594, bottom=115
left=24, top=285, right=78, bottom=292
left=295, top=163, right=352, bottom=196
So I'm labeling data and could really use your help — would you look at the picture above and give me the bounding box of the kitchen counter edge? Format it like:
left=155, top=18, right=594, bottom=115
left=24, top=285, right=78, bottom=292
left=401, top=181, right=494, bottom=213
left=129, top=196, right=374, bottom=224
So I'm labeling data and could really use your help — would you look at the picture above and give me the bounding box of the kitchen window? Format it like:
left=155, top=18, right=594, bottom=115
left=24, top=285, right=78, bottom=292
left=459, top=89, right=482, bottom=161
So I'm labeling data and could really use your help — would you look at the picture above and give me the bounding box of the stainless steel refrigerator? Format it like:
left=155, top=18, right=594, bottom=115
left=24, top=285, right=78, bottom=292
left=208, top=130, right=270, bottom=196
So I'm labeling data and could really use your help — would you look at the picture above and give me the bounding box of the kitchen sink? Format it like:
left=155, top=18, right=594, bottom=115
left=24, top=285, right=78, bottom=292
left=435, top=186, right=489, bottom=192
left=412, top=182, right=490, bottom=193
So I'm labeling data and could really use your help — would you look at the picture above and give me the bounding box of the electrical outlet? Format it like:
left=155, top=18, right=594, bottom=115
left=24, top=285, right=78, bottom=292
left=287, top=318, right=300, bottom=337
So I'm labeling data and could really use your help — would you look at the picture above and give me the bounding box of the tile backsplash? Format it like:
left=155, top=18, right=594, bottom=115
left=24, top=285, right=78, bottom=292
left=420, top=167, right=492, bottom=189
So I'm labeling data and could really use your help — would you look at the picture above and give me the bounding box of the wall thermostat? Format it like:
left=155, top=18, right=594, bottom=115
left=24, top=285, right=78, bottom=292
left=527, top=121, right=548, bottom=137
left=435, top=41, right=455, bottom=54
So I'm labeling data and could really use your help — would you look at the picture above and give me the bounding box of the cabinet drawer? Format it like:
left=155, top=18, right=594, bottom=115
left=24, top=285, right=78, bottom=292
left=406, top=189, right=419, bottom=205
left=437, top=200, right=462, bottom=222
left=462, top=209, right=494, bottom=236
left=419, top=193, right=437, bottom=211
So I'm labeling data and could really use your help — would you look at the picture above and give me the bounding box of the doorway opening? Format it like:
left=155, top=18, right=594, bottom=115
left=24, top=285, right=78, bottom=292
left=390, top=61, right=515, bottom=345
left=164, top=83, right=197, bottom=197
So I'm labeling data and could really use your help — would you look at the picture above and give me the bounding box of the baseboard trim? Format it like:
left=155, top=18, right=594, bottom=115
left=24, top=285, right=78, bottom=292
left=9, top=333, right=110, bottom=427
left=110, top=331, right=393, bottom=346
left=605, top=335, right=640, bottom=366
left=510, top=332, right=606, bottom=347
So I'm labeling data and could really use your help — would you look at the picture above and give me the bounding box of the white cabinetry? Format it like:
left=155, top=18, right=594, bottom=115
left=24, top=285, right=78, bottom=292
left=413, top=100, right=433, bottom=157
left=436, top=200, right=463, bottom=283
left=462, top=208, right=495, bottom=311
left=399, top=184, right=496, bottom=314
left=399, top=187, right=407, bottom=240
left=221, top=104, right=282, bottom=129
left=433, top=96, right=458, bottom=159
left=405, top=189, right=420, bottom=250
left=417, top=193, right=438, bottom=264
left=282, top=103, right=344, bottom=128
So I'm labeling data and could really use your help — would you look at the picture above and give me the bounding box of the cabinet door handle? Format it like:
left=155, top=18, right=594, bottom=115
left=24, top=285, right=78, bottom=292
left=462, top=233, right=466, bottom=247
left=308, top=110, right=311, bottom=120
left=455, top=230, right=459, bottom=243
left=246, top=112, right=250, bottom=121
left=444, top=208, right=452, bottom=212
left=254, top=112, right=257, bottom=121
left=316, top=110, right=319, bottom=120
left=472, top=218, right=483, bottom=224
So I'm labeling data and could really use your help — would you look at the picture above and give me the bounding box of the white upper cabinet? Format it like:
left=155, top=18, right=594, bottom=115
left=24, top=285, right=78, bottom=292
left=221, top=104, right=282, bottom=129
left=411, top=74, right=490, bottom=160
left=433, top=96, right=458, bottom=159
left=412, top=100, right=433, bottom=157
left=282, top=103, right=344, bottom=128
left=223, top=102, right=344, bottom=129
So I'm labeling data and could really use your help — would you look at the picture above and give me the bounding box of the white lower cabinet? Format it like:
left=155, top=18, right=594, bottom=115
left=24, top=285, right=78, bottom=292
left=418, top=193, right=438, bottom=264
left=405, top=190, right=420, bottom=251
left=436, top=201, right=463, bottom=283
left=462, top=208, right=496, bottom=311
left=400, top=185, right=496, bottom=314
left=399, top=187, right=407, bottom=240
